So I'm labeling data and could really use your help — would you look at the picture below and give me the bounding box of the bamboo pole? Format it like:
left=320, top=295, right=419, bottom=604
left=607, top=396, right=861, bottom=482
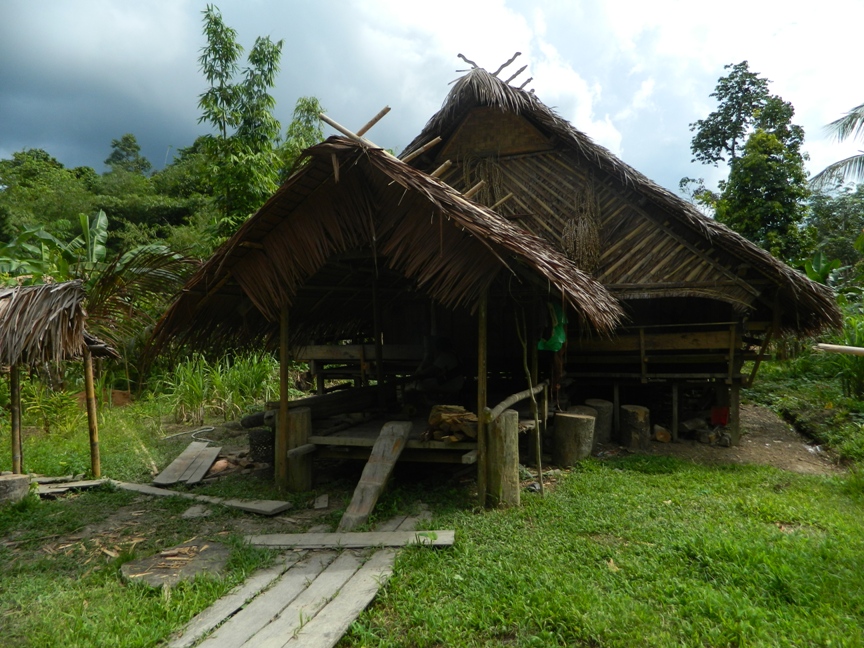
left=477, top=291, right=488, bottom=508
left=814, top=343, right=864, bottom=356
left=400, top=136, right=442, bottom=164
left=356, top=105, right=390, bottom=136
left=277, top=304, right=290, bottom=490
left=83, top=348, right=101, bottom=478
left=10, top=364, right=21, bottom=474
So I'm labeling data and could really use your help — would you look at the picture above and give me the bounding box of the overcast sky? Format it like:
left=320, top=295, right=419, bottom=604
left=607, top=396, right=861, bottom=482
left=1, top=0, right=862, bottom=196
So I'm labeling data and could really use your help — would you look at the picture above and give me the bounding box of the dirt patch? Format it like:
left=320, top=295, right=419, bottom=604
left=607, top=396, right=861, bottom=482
left=644, top=404, right=843, bottom=475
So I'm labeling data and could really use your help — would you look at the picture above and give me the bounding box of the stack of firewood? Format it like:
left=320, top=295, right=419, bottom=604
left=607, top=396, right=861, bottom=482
left=422, top=405, right=478, bottom=442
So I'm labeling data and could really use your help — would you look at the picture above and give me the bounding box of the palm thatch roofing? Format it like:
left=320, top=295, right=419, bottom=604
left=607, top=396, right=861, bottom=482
left=151, top=137, right=623, bottom=353
left=0, top=280, right=116, bottom=366
left=401, top=68, right=841, bottom=335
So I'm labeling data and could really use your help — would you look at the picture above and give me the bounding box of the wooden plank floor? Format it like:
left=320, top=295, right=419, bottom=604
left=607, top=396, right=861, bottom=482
left=169, top=515, right=438, bottom=648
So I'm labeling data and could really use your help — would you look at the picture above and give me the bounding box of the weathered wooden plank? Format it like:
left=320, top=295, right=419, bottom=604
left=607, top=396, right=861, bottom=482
left=153, top=442, right=209, bottom=486
left=282, top=549, right=398, bottom=648
left=240, top=551, right=362, bottom=648
left=181, top=446, right=221, bottom=485
left=337, top=421, right=412, bottom=532
left=571, top=330, right=739, bottom=353
left=198, top=551, right=336, bottom=648
left=246, top=530, right=455, bottom=549
left=167, top=552, right=304, bottom=648
left=111, top=480, right=293, bottom=516
left=36, top=479, right=107, bottom=495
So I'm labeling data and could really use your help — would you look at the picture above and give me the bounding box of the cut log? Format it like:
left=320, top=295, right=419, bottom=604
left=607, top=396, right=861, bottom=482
left=621, top=405, right=651, bottom=452
left=486, top=409, right=520, bottom=508
left=553, top=413, right=595, bottom=466
left=653, top=425, right=672, bottom=443
left=584, top=398, right=614, bottom=445
left=337, top=421, right=412, bottom=532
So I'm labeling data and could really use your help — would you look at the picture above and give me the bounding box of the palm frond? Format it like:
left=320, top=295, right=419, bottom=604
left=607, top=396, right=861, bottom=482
left=810, top=151, right=864, bottom=189
left=825, top=102, right=864, bottom=143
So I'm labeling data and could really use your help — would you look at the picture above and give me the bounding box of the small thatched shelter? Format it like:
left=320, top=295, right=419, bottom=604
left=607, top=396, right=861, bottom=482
left=401, top=66, right=841, bottom=439
left=1, top=280, right=116, bottom=475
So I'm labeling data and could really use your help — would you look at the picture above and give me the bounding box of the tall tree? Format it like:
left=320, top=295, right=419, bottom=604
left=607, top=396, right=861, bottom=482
left=686, top=63, right=811, bottom=263
left=197, top=4, right=283, bottom=236
left=104, top=133, right=152, bottom=174
left=811, top=102, right=864, bottom=188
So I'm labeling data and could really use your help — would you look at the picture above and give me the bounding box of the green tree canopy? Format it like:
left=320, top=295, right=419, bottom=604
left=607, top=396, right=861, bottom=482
left=812, top=102, right=864, bottom=188
left=104, top=133, right=152, bottom=174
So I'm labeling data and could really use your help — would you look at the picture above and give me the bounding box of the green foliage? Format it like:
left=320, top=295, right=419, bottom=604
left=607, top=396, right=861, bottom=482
left=807, top=184, right=864, bottom=282
left=812, top=101, right=864, bottom=187
left=197, top=4, right=284, bottom=235
left=687, top=62, right=811, bottom=264
left=688, top=61, right=772, bottom=165
left=20, top=379, right=84, bottom=435
left=161, top=352, right=284, bottom=424
left=803, top=250, right=841, bottom=285
left=831, top=315, right=864, bottom=399
left=715, top=129, right=811, bottom=262
left=279, top=96, right=326, bottom=181
left=104, top=133, right=152, bottom=175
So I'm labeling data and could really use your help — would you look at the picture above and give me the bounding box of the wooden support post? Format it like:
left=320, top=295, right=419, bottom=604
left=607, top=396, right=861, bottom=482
left=639, top=327, right=648, bottom=383
left=553, top=412, right=594, bottom=466
left=729, top=382, right=741, bottom=445
left=727, top=324, right=736, bottom=384
left=10, top=364, right=21, bottom=474
left=671, top=383, right=679, bottom=443
left=372, top=269, right=385, bottom=409
left=530, top=309, right=541, bottom=469
left=277, top=305, right=290, bottom=490
left=612, top=383, right=620, bottom=440
left=487, top=410, right=520, bottom=508
left=312, top=360, right=325, bottom=395
left=477, top=291, right=488, bottom=508
left=83, top=348, right=101, bottom=478
left=287, top=407, right=313, bottom=492
left=621, top=405, right=651, bottom=452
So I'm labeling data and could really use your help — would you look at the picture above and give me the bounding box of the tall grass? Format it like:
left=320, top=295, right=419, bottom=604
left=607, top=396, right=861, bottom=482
left=831, top=314, right=864, bottom=399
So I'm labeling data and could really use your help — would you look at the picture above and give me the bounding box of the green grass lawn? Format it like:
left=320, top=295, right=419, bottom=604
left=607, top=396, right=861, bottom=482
left=343, top=457, right=864, bottom=648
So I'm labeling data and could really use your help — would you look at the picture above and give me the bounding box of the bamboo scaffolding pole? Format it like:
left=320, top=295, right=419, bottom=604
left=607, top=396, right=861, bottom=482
left=400, top=136, right=442, bottom=163
left=319, top=113, right=399, bottom=161
left=10, top=364, right=21, bottom=474
left=356, top=105, right=390, bottom=136
left=431, top=160, right=453, bottom=178
left=814, top=343, right=864, bottom=356
left=83, top=347, right=101, bottom=478
left=463, top=180, right=486, bottom=200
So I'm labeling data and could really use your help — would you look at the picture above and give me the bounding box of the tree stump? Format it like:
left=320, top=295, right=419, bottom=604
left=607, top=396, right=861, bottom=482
left=487, top=409, right=520, bottom=508
left=584, top=398, right=613, bottom=445
left=0, top=474, right=29, bottom=505
left=621, top=405, right=650, bottom=452
left=553, top=412, right=595, bottom=467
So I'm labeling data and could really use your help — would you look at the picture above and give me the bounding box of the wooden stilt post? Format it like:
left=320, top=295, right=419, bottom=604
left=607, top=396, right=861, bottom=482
left=277, top=304, right=290, bottom=490
left=671, top=382, right=679, bottom=443
left=371, top=269, right=385, bottom=409
left=729, top=382, right=741, bottom=445
left=83, top=348, right=101, bottom=478
left=477, top=291, right=488, bottom=508
left=10, top=364, right=21, bottom=474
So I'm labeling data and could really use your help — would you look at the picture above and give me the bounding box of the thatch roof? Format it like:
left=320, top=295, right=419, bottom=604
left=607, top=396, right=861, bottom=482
left=151, top=137, right=623, bottom=353
left=0, top=281, right=117, bottom=366
left=402, top=68, right=841, bottom=335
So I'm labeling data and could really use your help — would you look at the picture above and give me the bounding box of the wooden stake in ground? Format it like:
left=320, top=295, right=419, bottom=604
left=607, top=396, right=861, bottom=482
left=277, top=304, right=290, bottom=490
left=83, top=347, right=101, bottom=478
left=487, top=409, right=520, bottom=507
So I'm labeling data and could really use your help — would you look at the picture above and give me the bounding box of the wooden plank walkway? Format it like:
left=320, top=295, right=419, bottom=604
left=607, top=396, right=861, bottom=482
left=169, top=514, right=445, bottom=648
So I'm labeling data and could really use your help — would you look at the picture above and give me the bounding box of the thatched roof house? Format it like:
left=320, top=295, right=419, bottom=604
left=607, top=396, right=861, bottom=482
left=399, top=66, right=841, bottom=439
left=152, top=137, right=622, bottom=355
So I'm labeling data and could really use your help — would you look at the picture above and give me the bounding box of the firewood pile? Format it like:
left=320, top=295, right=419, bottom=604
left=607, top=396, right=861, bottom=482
left=421, top=405, right=478, bottom=442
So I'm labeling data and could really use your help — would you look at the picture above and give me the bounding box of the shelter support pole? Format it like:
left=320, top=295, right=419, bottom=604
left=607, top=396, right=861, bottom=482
left=612, top=383, right=620, bottom=440
left=372, top=269, right=385, bottom=409
left=671, top=382, right=679, bottom=443
left=83, top=348, right=101, bottom=478
left=10, top=365, right=21, bottom=474
left=287, top=407, right=312, bottom=492
left=477, top=291, right=488, bottom=508
left=729, top=382, right=741, bottom=446
left=277, top=304, right=290, bottom=490
left=530, top=308, right=542, bottom=469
